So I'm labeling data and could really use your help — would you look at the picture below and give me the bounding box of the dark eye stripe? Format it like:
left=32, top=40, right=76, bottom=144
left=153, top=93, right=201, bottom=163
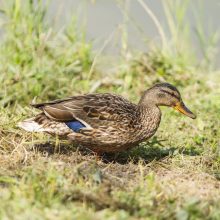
left=160, top=89, right=179, bottom=99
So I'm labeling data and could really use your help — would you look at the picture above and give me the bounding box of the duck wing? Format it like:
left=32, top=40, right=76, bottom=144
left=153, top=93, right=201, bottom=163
left=31, top=93, right=137, bottom=128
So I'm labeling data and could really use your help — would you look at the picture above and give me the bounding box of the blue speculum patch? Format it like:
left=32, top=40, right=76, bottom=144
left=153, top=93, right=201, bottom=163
left=65, top=121, right=85, bottom=132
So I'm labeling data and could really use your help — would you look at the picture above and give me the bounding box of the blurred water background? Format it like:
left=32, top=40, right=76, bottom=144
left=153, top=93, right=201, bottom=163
left=44, top=0, right=220, bottom=66
left=0, top=0, right=219, bottom=68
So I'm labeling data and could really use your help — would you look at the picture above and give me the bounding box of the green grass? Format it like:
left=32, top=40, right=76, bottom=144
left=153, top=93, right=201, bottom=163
left=0, top=0, right=220, bottom=219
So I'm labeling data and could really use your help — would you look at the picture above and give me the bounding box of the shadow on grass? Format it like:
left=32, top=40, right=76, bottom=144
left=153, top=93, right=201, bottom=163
left=107, top=137, right=202, bottom=164
left=33, top=136, right=201, bottom=164
left=33, top=142, right=77, bottom=156
left=102, top=137, right=172, bottom=164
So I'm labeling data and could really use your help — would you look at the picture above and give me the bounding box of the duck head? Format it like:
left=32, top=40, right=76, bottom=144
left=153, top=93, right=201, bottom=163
left=139, top=83, right=196, bottom=119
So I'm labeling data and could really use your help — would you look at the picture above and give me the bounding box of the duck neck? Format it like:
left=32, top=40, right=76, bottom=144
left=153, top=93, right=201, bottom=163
left=136, top=99, right=162, bottom=135
left=137, top=101, right=161, bottom=120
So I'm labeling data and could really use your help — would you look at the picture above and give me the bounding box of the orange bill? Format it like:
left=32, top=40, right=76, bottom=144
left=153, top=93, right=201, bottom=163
left=174, top=101, right=196, bottom=119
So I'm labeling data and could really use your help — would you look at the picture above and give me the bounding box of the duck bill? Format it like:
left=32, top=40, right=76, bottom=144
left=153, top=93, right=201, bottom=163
left=174, top=101, right=196, bottom=119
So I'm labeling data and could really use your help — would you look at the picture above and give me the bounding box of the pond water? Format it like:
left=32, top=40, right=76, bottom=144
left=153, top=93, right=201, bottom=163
left=46, top=1, right=220, bottom=54
left=0, top=0, right=219, bottom=66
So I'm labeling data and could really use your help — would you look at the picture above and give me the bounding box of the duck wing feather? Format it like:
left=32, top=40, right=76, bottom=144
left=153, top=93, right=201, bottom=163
left=31, top=93, right=137, bottom=128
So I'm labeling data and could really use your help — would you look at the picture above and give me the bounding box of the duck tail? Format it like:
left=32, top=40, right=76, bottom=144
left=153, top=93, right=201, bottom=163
left=18, top=117, right=45, bottom=132
left=18, top=113, right=72, bottom=136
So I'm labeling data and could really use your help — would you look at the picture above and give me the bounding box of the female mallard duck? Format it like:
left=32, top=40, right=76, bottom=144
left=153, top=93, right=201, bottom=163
left=18, top=83, right=196, bottom=153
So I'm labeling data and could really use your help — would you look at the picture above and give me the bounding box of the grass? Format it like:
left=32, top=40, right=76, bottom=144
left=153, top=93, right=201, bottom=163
left=0, top=0, right=220, bottom=219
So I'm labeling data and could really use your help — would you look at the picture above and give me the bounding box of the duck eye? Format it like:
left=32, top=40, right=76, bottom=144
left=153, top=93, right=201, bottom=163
left=157, top=93, right=166, bottom=98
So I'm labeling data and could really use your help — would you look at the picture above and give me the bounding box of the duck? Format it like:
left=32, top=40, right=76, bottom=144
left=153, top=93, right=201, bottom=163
left=18, top=83, right=196, bottom=153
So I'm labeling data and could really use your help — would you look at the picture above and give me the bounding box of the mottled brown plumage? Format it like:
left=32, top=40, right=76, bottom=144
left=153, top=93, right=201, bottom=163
left=18, top=83, right=196, bottom=153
